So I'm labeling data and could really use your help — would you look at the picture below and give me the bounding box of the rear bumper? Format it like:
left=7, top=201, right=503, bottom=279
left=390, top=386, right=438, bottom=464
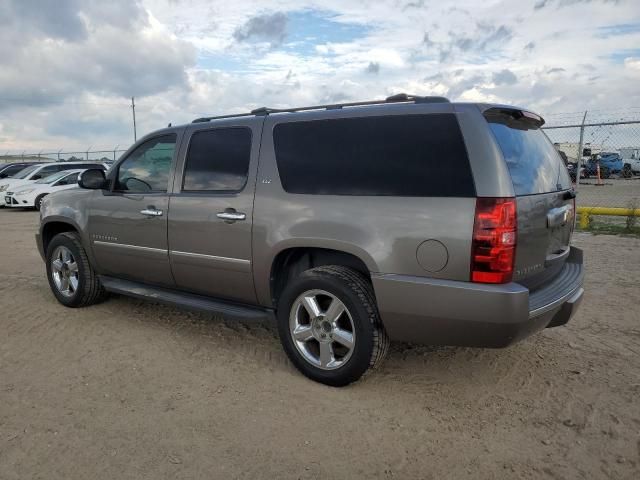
left=372, top=247, right=584, bottom=347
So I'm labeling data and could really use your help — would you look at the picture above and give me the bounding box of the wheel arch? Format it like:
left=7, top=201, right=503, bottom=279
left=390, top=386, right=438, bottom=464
left=269, top=246, right=373, bottom=306
left=41, top=219, right=82, bottom=256
left=34, top=192, right=48, bottom=209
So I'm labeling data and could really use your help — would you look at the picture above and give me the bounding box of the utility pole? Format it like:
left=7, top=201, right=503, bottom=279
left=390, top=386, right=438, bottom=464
left=575, top=111, right=588, bottom=192
left=131, top=96, right=137, bottom=142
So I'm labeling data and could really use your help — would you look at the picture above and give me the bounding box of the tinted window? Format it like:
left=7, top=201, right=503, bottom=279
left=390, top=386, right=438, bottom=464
left=32, top=165, right=60, bottom=179
left=12, top=164, right=41, bottom=179
left=36, top=170, right=71, bottom=184
left=75, top=163, right=105, bottom=170
left=5, top=165, right=27, bottom=176
left=183, top=128, right=252, bottom=192
left=273, top=114, right=474, bottom=196
left=487, top=114, right=571, bottom=195
left=55, top=172, right=80, bottom=186
left=116, top=135, right=176, bottom=192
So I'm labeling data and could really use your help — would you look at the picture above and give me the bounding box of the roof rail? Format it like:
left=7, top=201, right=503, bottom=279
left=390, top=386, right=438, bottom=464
left=191, top=93, right=450, bottom=123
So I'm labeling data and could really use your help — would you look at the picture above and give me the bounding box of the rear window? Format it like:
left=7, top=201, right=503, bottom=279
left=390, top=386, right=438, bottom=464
left=487, top=112, right=571, bottom=195
left=273, top=114, right=475, bottom=197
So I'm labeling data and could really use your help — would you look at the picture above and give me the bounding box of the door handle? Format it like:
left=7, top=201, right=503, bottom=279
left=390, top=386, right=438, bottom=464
left=140, top=207, right=163, bottom=217
left=217, top=211, right=246, bottom=222
left=547, top=205, right=570, bottom=228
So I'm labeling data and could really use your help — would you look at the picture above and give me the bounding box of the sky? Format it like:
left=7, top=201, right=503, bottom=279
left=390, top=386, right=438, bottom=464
left=0, top=0, right=639, bottom=153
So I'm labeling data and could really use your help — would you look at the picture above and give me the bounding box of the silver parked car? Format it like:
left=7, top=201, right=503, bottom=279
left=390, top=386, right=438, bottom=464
left=36, top=94, right=584, bottom=386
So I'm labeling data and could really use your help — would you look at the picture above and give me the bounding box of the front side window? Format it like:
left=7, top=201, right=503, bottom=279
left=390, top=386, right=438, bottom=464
left=12, top=164, right=40, bottom=179
left=182, top=128, right=252, bottom=192
left=2, top=165, right=29, bottom=177
left=36, top=170, right=70, bottom=184
left=54, top=172, right=80, bottom=186
left=116, top=135, right=176, bottom=193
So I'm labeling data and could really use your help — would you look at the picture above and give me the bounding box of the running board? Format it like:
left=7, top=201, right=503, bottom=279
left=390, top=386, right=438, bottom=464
left=99, top=276, right=274, bottom=321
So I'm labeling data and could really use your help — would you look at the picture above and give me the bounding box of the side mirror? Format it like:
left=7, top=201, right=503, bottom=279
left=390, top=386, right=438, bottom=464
left=79, top=169, right=108, bottom=190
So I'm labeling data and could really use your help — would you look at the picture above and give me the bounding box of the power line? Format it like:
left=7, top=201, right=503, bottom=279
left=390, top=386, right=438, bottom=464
left=0, top=96, right=131, bottom=107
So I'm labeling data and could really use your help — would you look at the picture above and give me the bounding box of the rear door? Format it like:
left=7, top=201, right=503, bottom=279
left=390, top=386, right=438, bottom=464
left=485, top=109, right=574, bottom=289
left=167, top=119, right=262, bottom=304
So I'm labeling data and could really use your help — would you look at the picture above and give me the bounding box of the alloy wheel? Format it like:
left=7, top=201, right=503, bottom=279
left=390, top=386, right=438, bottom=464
left=51, top=246, right=79, bottom=298
left=289, top=289, right=356, bottom=370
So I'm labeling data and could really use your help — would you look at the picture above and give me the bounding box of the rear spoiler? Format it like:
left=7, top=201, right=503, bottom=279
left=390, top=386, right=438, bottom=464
left=483, top=107, right=545, bottom=128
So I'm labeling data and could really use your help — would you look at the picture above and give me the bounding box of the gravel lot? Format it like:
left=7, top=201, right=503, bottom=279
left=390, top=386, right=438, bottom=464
left=577, top=177, right=640, bottom=208
left=1, top=208, right=639, bottom=479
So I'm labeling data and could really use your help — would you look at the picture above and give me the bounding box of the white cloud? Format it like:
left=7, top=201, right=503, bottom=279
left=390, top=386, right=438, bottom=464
left=625, top=57, right=640, bottom=70
left=0, top=0, right=639, bottom=150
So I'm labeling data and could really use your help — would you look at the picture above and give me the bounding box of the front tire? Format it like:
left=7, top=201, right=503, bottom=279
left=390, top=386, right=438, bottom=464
left=35, top=194, right=47, bottom=210
left=46, top=232, right=108, bottom=307
left=276, top=266, right=389, bottom=386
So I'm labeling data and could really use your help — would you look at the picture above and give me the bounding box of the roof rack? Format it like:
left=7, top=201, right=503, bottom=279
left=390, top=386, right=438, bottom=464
left=191, top=93, right=450, bottom=123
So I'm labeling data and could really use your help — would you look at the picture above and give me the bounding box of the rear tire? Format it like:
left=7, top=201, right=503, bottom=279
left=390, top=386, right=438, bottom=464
left=45, top=232, right=108, bottom=307
left=276, top=265, right=389, bottom=386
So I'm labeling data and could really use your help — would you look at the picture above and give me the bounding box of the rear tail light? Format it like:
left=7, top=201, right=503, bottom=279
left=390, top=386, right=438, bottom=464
left=471, top=197, right=517, bottom=284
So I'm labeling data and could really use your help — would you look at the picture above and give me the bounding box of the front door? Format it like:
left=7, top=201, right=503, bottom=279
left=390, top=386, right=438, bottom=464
left=168, top=120, right=261, bottom=303
left=88, top=133, right=179, bottom=287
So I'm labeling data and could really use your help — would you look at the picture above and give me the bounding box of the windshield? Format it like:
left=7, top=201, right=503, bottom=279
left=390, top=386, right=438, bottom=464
left=12, top=164, right=41, bottom=179
left=36, top=170, right=71, bottom=184
left=486, top=112, right=571, bottom=195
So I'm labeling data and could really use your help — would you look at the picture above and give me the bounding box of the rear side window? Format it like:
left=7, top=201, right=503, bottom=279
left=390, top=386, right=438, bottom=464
left=487, top=112, right=571, bottom=195
left=273, top=114, right=475, bottom=197
left=182, top=127, right=252, bottom=192
left=74, top=163, right=105, bottom=170
left=32, top=165, right=60, bottom=179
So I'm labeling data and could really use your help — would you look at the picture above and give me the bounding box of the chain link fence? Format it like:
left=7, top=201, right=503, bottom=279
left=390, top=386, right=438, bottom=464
left=0, top=148, right=127, bottom=164
left=544, top=119, right=640, bottom=234
left=2, top=116, right=640, bottom=234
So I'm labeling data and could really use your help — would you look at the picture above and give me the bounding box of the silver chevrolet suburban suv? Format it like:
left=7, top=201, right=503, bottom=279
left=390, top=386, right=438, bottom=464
left=37, top=94, right=584, bottom=386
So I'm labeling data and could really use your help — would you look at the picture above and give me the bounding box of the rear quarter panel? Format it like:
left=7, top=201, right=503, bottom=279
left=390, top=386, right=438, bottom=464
left=252, top=103, right=488, bottom=307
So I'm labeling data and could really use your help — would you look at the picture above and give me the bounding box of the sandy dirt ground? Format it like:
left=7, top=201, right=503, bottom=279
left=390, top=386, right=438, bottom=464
left=1, top=208, right=639, bottom=480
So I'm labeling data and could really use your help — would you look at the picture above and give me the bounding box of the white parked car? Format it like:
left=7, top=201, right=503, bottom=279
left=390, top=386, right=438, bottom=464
left=6, top=169, right=86, bottom=210
left=0, top=161, right=107, bottom=202
left=623, top=157, right=640, bottom=175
